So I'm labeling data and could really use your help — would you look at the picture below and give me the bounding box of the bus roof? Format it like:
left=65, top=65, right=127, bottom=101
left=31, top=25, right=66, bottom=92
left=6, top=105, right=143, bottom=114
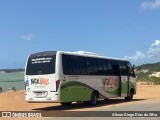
left=57, top=51, right=129, bottom=62
left=28, top=51, right=129, bottom=62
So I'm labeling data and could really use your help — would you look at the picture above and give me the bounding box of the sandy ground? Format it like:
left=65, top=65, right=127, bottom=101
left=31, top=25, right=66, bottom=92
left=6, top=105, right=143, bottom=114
left=0, top=82, right=160, bottom=119
left=0, top=90, right=57, bottom=111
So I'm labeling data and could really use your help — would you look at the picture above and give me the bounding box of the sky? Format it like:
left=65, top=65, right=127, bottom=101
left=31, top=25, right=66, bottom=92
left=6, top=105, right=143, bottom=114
left=0, top=0, right=160, bottom=68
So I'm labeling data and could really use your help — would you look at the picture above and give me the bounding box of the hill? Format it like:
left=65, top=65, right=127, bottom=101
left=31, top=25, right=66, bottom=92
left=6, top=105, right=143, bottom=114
left=136, top=62, right=160, bottom=72
left=135, top=62, right=160, bottom=85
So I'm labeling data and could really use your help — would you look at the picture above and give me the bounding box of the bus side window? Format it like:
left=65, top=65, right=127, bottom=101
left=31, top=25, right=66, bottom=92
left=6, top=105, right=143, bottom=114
left=107, top=60, right=113, bottom=75
left=85, top=57, right=99, bottom=75
left=85, top=57, right=93, bottom=75
left=112, top=62, right=120, bottom=76
left=91, top=58, right=98, bottom=75
left=79, top=57, right=87, bottom=75
left=102, top=60, right=108, bottom=75
left=62, top=55, right=73, bottom=75
left=119, top=62, right=127, bottom=76
left=97, top=59, right=105, bottom=75
left=71, top=56, right=81, bottom=75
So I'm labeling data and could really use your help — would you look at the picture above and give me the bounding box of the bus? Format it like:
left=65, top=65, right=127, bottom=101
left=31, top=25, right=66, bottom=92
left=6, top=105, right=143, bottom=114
left=25, top=51, right=136, bottom=106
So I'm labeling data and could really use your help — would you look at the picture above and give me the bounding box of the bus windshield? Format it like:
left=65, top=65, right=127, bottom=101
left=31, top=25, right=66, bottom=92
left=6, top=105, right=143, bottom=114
left=26, top=51, right=56, bottom=75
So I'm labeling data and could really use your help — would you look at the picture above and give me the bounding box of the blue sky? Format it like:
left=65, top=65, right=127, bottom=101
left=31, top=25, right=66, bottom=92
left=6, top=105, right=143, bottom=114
left=0, top=0, right=160, bottom=68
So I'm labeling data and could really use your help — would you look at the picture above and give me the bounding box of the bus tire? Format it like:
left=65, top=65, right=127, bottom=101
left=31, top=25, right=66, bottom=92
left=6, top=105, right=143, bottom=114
left=88, top=92, right=98, bottom=106
left=125, top=89, right=134, bottom=101
left=61, top=102, right=72, bottom=106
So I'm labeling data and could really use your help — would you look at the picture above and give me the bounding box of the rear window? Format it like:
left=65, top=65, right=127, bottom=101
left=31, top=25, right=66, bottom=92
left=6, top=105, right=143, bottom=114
left=26, top=51, right=56, bottom=75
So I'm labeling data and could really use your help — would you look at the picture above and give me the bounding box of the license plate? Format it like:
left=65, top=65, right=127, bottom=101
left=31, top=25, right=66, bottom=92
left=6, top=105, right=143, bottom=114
left=34, top=91, right=47, bottom=97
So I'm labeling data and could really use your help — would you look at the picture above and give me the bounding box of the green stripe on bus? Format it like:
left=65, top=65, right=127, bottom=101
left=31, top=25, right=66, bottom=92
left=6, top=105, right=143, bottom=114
left=60, top=81, right=94, bottom=102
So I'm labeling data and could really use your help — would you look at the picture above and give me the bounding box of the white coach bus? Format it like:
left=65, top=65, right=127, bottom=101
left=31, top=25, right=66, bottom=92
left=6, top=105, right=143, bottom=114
left=25, top=51, right=136, bottom=106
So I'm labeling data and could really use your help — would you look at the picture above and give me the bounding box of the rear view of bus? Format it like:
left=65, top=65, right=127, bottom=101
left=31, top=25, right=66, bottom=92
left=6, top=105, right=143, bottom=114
left=25, top=51, right=60, bottom=102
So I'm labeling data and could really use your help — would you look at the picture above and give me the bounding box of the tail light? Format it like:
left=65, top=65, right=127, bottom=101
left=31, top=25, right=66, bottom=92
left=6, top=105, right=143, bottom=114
left=56, top=80, right=60, bottom=92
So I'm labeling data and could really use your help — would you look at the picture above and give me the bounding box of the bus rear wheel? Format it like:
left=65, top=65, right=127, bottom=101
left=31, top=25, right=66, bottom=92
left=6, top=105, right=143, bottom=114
left=61, top=102, right=72, bottom=106
left=85, top=92, right=98, bottom=106
left=91, top=92, right=99, bottom=105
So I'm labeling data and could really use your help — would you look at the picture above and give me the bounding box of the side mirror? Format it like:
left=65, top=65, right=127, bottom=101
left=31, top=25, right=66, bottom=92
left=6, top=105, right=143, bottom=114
left=132, top=64, right=136, bottom=78
left=133, top=64, right=135, bottom=69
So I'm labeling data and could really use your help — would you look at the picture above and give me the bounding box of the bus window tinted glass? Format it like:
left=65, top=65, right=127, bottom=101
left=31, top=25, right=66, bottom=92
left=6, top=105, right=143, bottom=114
left=119, top=62, right=127, bottom=75
left=62, top=55, right=73, bottom=75
left=26, top=51, right=56, bottom=75
left=97, top=59, right=104, bottom=75
left=71, top=56, right=81, bottom=75
left=79, top=57, right=87, bottom=75
left=103, top=60, right=108, bottom=75
left=91, top=58, right=98, bottom=75
left=113, top=63, right=120, bottom=76
left=107, top=60, right=113, bottom=75
left=85, top=58, right=93, bottom=75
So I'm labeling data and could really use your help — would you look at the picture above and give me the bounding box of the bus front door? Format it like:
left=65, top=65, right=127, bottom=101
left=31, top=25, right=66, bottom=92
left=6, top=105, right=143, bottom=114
left=120, top=76, right=129, bottom=97
left=120, top=63, right=129, bottom=97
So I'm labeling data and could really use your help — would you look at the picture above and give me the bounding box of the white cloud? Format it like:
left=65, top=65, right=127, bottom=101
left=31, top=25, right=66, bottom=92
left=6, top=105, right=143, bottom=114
left=21, top=34, right=33, bottom=41
left=124, top=40, right=160, bottom=65
left=151, top=39, right=160, bottom=47
left=124, top=51, right=145, bottom=61
left=141, top=0, right=160, bottom=10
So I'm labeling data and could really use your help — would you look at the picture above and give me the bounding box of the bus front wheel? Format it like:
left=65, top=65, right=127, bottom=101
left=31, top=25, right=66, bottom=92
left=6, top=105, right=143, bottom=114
left=125, top=89, right=134, bottom=101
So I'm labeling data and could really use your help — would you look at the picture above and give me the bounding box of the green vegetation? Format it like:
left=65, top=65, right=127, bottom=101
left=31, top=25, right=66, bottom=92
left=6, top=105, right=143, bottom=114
left=136, top=71, right=152, bottom=80
left=150, top=77, right=160, bottom=85
left=136, top=62, right=160, bottom=72
left=136, top=62, right=160, bottom=85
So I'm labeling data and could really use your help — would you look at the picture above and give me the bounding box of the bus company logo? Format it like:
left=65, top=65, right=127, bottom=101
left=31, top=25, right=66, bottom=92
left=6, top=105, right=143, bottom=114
left=31, top=77, right=49, bottom=86
left=102, top=77, right=118, bottom=88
